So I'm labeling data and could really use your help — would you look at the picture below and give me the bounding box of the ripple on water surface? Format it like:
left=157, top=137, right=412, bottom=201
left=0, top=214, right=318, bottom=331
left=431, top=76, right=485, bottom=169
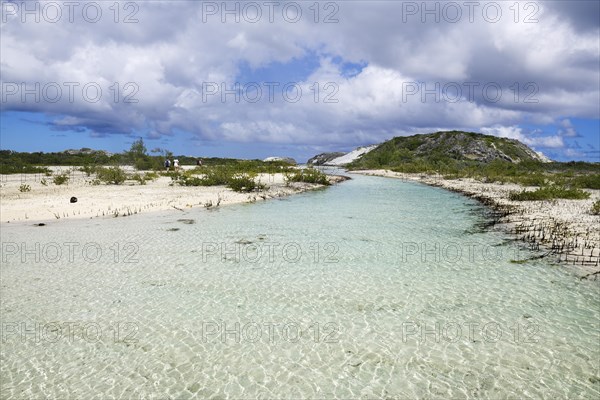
left=1, top=175, right=599, bottom=398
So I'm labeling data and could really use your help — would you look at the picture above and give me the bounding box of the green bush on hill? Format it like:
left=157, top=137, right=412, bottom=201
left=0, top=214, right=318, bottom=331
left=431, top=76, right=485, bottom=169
left=346, top=131, right=600, bottom=190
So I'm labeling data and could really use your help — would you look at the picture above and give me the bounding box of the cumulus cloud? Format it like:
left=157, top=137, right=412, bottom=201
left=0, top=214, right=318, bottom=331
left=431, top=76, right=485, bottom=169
left=558, top=119, right=579, bottom=137
left=481, top=125, right=564, bottom=149
left=0, top=0, right=598, bottom=157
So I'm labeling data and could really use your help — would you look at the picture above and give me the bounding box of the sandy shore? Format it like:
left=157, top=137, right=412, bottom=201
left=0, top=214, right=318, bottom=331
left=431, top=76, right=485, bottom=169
left=0, top=167, right=345, bottom=224
left=352, top=170, right=600, bottom=279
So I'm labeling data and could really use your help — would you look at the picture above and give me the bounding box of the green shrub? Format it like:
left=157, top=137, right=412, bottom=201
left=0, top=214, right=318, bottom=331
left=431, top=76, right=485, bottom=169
left=80, top=165, right=98, bottom=176
left=162, top=171, right=182, bottom=180
left=53, top=174, right=69, bottom=185
left=19, top=184, right=31, bottom=192
left=571, top=174, right=600, bottom=190
left=179, top=167, right=234, bottom=187
left=592, top=200, right=600, bottom=215
left=0, top=165, right=50, bottom=175
left=40, top=179, right=48, bottom=186
left=131, top=173, right=147, bottom=185
left=130, top=171, right=159, bottom=185
left=178, top=175, right=204, bottom=186
left=509, top=185, right=590, bottom=201
left=96, top=166, right=127, bottom=185
left=144, top=172, right=159, bottom=181
left=173, top=166, right=267, bottom=192
left=512, top=174, right=548, bottom=187
left=197, top=167, right=234, bottom=186
left=228, top=174, right=266, bottom=192
left=285, top=168, right=330, bottom=185
left=133, top=156, right=155, bottom=171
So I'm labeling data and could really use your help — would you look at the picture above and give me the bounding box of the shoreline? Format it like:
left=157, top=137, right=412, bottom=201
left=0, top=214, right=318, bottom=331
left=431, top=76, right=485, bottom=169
left=0, top=168, right=348, bottom=225
left=351, top=169, right=600, bottom=280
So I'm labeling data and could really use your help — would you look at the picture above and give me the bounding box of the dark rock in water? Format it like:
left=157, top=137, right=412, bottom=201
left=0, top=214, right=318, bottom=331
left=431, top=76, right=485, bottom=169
left=70, top=197, right=78, bottom=203
left=167, top=228, right=180, bottom=232
left=177, top=219, right=195, bottom=225
left=36, top=223, right=46, bottom=227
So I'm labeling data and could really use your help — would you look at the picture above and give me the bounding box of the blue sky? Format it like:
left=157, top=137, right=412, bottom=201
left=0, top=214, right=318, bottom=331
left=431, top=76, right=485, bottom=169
left=1, top=1, right=599, bottom=162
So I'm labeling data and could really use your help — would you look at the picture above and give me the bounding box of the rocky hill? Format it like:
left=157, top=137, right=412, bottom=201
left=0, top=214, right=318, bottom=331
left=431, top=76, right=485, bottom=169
left=307, top=152, right=346, bottom=166
left=343, top=131, right=550, bottom=169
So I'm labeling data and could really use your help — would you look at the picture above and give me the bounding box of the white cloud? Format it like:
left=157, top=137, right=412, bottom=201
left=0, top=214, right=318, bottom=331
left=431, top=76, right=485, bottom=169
left=0, top=0, right=598, bottom=150
left=565, top=148, right=584, bottom=158
left=558, top=119, right=578, bottom=137
left=481, top=125, right=565, bottom=150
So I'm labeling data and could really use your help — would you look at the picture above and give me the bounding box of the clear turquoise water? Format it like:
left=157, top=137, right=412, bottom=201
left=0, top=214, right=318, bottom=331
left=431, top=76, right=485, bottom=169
left=1, top=174, right=599, bottom=398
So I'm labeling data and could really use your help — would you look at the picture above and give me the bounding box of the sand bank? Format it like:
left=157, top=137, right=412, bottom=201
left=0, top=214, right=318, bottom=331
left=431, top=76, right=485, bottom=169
left=0, top=167, right=344, bottom=224
left=352, top=170, right=600, bottom=278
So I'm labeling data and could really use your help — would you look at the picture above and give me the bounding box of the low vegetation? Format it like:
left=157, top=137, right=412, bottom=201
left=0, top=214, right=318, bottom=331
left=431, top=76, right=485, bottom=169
left=131, top=172, right=159, bottom=185
left=18, top=184, right=31, bottom=192
left=376, top=159, right=600, bottom=190
left=169, top=162, right=329, bottom=192
left=3, top=141, right=330, bottom=196
left=347, top=132, right=600, bottom=191
left=80, top=165, right=98, bottom=176
left=508, top=185, right=590, bottom=201
left=170, top=164, right=273, bottom=192
left=1, top=140, right=295, bottom=175
left=228, top=174, right=267, bottom=192
left=1, top=165, right=50, bottom=175
left=0, top=149, right=115, bottom=174
left=349, top=131, right=542, bottom=170
left=52, top=174, right=69, bottom=185
left=96, top=166, right=127, bottom=185
left=131, top=173, right=147, bottom=185
left=284, top=168, right=330, bottom=185
left=592, top=200, right=600, bottom=215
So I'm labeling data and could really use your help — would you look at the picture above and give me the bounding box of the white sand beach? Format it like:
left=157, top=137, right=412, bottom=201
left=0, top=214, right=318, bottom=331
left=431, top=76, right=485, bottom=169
left=352, top=170, right=600, bottom=277
left=0, top=167, right=342, bottom=224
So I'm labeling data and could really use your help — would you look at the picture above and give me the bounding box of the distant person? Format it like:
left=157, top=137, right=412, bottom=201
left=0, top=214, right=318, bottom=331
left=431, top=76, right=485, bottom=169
left=164, top=159, right=171, bottom=171
left=174, top=159, right=179, bottom=171
left=196, top=159, right=202, bottom=167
